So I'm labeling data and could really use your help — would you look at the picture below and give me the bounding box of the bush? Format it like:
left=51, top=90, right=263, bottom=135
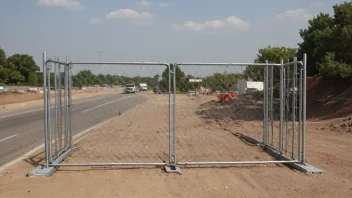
left=319, top=52, right=352, bottom=79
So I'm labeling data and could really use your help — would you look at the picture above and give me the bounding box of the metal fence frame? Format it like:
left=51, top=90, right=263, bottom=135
left=28, top=52, right=323, bottom=177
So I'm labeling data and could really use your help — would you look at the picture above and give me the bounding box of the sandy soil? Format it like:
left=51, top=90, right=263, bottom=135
left=0, top=93, right=352, bottom=198
left=0, top=88, right=113, bottom=113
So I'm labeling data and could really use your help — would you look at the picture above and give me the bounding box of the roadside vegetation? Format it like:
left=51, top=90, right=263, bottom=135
left=1, top=1, right=351, bottom=90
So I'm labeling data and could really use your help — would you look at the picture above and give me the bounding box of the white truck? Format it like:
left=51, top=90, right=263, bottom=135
left=235, top=80, right=264, bottom=94
left=139, top=83, right=147, bottom=91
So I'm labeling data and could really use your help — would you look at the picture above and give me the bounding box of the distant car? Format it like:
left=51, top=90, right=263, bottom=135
left=124, top=84, right=136, bottom=94
left=0, top=86, right=3, bottom=94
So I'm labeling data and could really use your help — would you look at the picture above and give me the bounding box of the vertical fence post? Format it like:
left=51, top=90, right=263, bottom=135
left=279, top=60, right=284, bottom=152
left=47, top=60, right=52, bottom=163
left=285, top=61, right=290, bottom=155
left=64, top=61, right=68, bottom=149
left=292, top=57, right=297, bottom=159
left=67, top=57, right=73, bottom=147
left=54, top=59, right=58, bottom=154
left=173, top=64, right=177, bottom=166
left=263, top=61, right=269, bottom=145
left=298, top=66, right=303, bottom=162
left=302, top=54, right=307, bottom=165
left=168, top=65, right=172, bottom=165
left=57, top=58, right=62, bottom=150
left=43, top=52, right=49, bottom=168
left=270, top=65, right=274, bottom=146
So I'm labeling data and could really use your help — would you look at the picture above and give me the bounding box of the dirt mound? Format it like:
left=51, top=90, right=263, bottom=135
left=307, top=76, right=352, bottom=120
left=319, top=115, right=352, bottom=133
left=196, top=99, right=264, bottom=122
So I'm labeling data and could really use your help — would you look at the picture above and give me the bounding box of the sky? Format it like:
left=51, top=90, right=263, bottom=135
left=0, top=0, right=347, bottom=68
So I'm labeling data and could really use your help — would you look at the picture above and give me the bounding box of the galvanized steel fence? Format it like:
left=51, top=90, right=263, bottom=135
left=28, top=52, right=322, bottom=176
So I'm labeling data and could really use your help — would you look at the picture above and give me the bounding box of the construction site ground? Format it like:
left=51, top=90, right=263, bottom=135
left=0, top=77, right=352, bottom=198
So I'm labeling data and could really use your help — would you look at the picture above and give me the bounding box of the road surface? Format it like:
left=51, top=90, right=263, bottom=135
left=0, top=92, right=147, bottom=167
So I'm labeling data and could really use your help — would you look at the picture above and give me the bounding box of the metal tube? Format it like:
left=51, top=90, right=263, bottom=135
left=282, top=61, right=303, bottom=66
left=58, top=60, right=62, bottom=150
left=64, top=64, right=68, bottom=149
left=43, top=52, right=49, bottom=168
left=175, top=62, right=281, bottom=66
left=302, top=54, right=307, bottom=165
left=70, top=61, right=281, bottom=66
left=285, top=63, right=289, bottom=155
left=67, top=57, right=73, bottom=147
left=298, top=68, right=303, bottom=162
left=270, top=65, right=274, bottom=146
left=70, top=62, right=171, bottom=66
left=54, top=60, right=58, bottom=154
left=279, top=60, right=284, bottom=152
left=263, top=61, right=269, bottom=144
left=177, top=160, right=299, bottom=165
left=168, top=64, right=172, bottom=164
left=46, top=59, right=66, bottom=65
left=47, top=62, right=52, bottom=163
left=292, top=57, right=297, bottom=159
left=50, top=163, right=167, bottom=167
left=173, top=64, right=177, bottom=166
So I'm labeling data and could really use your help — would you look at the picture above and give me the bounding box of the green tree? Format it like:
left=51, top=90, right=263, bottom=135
left=3, top=62, right=25, bottom=84
left=27, top=72, right=39, bottom=86
left=72, top=70, right=98, bottom=87
left=0, top=47, right=7, bottom=83
left=160, top=64, right=186, bottom=92
left=0, top=65, right=7, bottom=83
left=0, top=47, right=6, bottom=66
left=298, top=1, right=352, bottom=78
left=6, top=54, right=39, bottom=82
left=244, top=46, right=297, bottom=81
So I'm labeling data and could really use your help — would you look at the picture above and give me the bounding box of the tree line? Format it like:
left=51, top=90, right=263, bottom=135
left=0, top=47, right=40, bottom=86
left=244, top=1, right=352, bottom=80
left=1, top=1, right=351, bottom=88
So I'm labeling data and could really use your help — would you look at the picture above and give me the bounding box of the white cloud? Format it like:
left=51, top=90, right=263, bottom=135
left=309, top=2, right=326, bottom=7
left=136, top=0, right=150, bottom=7
left=172, top=16, right=250, bottom=32
left=106, top=9, right=153, bottom=25
left=275, top=8, right=311, bottom=21
left=36, top=0, right=84, bottom=10
left=159, top=3, right=168, bottom=8
left=89, top=18, right=101, bottom=24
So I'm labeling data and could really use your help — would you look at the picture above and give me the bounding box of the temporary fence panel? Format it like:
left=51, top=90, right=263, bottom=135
left=28, top=53, right=323, bottom=176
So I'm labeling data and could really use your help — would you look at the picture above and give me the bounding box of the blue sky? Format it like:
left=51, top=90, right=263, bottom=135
left=0, top=0, right=346, bottom=66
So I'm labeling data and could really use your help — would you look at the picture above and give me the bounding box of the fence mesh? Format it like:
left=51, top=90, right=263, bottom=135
left=43, top=58, right=305, bottom=169
left=49, top=63, right=171, bottom=164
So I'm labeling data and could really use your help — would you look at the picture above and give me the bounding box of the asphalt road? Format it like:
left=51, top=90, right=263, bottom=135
left=0, top=92, right=147, bottom=167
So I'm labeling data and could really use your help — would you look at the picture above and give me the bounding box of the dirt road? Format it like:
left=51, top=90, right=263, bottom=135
left=0, top=93, right=351, bottom=198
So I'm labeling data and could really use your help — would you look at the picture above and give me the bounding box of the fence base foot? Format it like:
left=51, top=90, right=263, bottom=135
left=27, top=148, right=73, bottom=177
left=27, top=165, right=56, bottom=177
left=164, top=165, right=182, bottom=174
left=233, top=132, right=325, bottom=174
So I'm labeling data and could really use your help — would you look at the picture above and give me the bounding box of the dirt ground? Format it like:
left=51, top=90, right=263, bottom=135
left=0, top=88, right=113, bottom=113
left=0, top=92, right=352, bottom=198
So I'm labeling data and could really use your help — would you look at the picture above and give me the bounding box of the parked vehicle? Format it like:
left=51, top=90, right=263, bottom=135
left=124, top=84, right=136, bottom=94
left=139, top=83, right=147, bottom=91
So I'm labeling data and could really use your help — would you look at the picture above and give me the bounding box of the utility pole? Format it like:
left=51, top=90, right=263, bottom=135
left=98, top=50, right=104, bottom=62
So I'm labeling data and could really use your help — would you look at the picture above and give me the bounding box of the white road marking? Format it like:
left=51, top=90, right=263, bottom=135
left=81, top=97, right=128, bottom=113
left=0, top=134, right=18, bottom=142
left=0, top=96, right=103, bottom=119
left=0, top=117, right=115, bottom=173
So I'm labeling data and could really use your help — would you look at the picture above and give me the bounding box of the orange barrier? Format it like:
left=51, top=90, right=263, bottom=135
left=217, top=93, right=239, bottom=102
